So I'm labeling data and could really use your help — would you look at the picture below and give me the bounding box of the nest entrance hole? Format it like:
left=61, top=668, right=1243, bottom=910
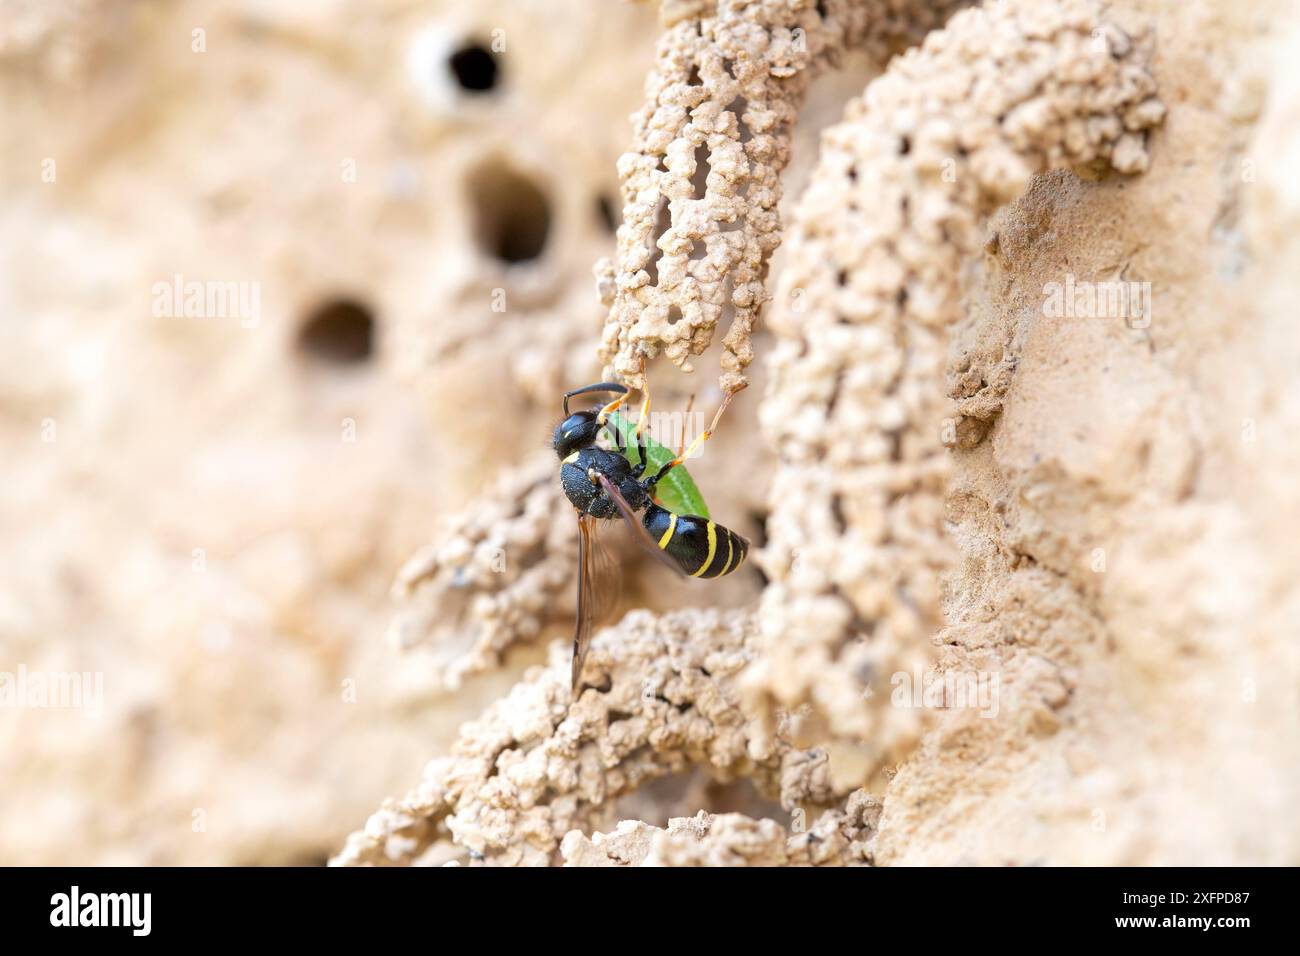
left=297, top=298, right=376, bottom=366
left=468, top=160, right=552, bottom=264
left=448, top=43, right=499, bottom=93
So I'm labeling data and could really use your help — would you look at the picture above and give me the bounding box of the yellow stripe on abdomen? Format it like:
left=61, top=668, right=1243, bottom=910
left=657, top=512, right=677, bottom=550
left=691, top=521, right=717, bottom=577
left=715, top=531, right=734, bottom=578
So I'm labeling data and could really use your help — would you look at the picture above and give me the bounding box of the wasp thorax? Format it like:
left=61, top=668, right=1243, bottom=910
left=553, top=411, right=601, bottom=458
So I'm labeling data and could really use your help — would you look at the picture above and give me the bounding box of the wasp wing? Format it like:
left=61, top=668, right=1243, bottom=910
left=585, top=515, right=621, bottom=626
left=593, top=472, right=685, bottom=578
left=571, top=513, right=621, bottom=694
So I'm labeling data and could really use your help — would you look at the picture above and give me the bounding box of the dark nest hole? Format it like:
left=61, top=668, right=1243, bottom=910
left=468, top=160, right=552, bottom=264
left=297, top=298, right=375, bottom=366
left=448, top=42, right=499, bottom=93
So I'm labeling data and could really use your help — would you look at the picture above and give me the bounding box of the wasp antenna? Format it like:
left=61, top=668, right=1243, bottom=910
left=562, top=381, right=628, bottom=416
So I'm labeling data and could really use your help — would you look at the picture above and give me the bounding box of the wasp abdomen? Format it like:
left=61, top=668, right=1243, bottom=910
left=641, top=505, right=748, bottom=579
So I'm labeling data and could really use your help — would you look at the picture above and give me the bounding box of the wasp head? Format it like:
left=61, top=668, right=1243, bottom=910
left=553, top=411, right=601, bottom=458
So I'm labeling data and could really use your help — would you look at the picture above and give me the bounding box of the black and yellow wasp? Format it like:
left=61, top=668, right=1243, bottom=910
left=553, top=380, right=749, bottom=693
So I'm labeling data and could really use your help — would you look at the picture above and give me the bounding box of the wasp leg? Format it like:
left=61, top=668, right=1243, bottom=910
left=635, top=364, right=651, bottom=441
left=595, top=391, right=629, bottom=428
left=676, top=393, right=696, bottom=459
left=645, top=386, right=743, bottom=490
left=630, top=420, right=650, bottom=477
left=630, top=366, right=652, bottom=477
left=595, top=370, right=645, bottom=463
